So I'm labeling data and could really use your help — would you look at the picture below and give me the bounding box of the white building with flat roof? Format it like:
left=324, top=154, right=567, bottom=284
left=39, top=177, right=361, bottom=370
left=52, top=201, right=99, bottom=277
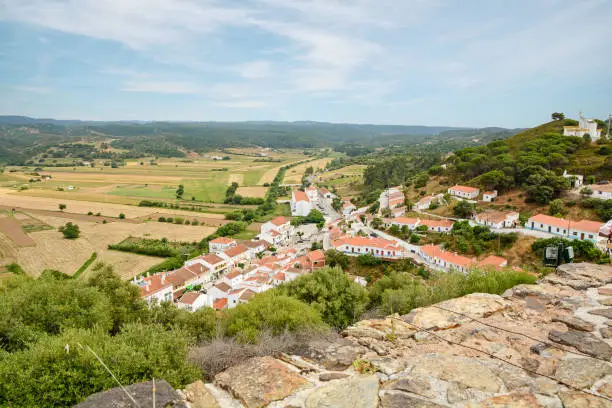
left=564, top=112, right=602, bottom=141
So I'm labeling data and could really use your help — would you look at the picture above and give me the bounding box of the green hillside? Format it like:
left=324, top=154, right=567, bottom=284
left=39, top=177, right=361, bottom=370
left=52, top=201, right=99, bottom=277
left=447, top=119, right=611, bottom=204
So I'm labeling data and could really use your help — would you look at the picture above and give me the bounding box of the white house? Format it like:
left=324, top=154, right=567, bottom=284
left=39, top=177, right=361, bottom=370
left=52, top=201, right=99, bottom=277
left=243, top=240, right=269, bottom=256
left=208, top=237, right=237, bottom=253
left=563, top=112, right=602, bottom=141
left=227, top=288, right=255, bottom=308
left=135, top=274, right=173, bottom=304
left=482, top=190, right=498, bottom=202
left=592, top=184, right=612, bottom=200
left=420, top=219, right=455, bottom=233
left=260, top=216, right=292, bottom=244
left=569, top=220, right=604, bottom=242
left=413, top=195, right=436, bottom=211
left=185, top=254, right=228, bottom=280
left=562, top=170, right=583, bottom=188
left=419, top=245, right=474, bottom=273
left=388, top=217, right=421, bottom=230
left=342, top=201, right=357, bottom=217
left=222, top=269, right=245, bottom=287
left=176, top=292, right=208, bottom=312
left=448, top=185, right=480, bottom=200
left=474, top=211, right=519, bottom=229
left=319, top=188, right=336, bottom=199
left=331, top=236, right=404, bottom=259
left=391, top=206, right=407, bottom=218
left=379, top=187, right=404, bottom=209
left=291, top=190, right=312, bottom=216
left=220, top=244, right=252, bottom=269
left=305, top=186, right=319, bottom=202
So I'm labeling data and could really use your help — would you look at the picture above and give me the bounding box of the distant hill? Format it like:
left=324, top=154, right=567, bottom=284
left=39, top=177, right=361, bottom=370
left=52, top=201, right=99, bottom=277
left=0, top=116, right=520, bottom=164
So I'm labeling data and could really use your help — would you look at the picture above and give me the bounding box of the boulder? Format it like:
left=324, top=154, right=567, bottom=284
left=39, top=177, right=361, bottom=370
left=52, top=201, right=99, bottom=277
left=588, top=308, right=612, bottom=319
left=383, top=376, right=435, bottom=399
left=304, top=375, right=379, bottom=408
left=554, top=358, right=612, bottom=389
left=549, top=330, right=612, bottom=360
left=405, top=354, right=504, bottom=393
left=552, top=314, right=596, bottom=332
left=558, top=391, right=611, bottom=408
left=183, top=381, right=220, bottom=408
left=402, top=293, right=509, bottom=331
left=600, top=297, right=612, bottom=306
left=369, top=357, right=407, bottom=376
left=463, top=392, right=543, bottom=407
left=380, top=391, right=446, bottom=408
left=556, top=263, right=612, bottom=286
left=601, top=327, right=612, bottom=339
left=214, top=356, right=310, bottom=408
left=298, top=337, right=367, bottom=370
left=598, top=287, right=612, bottom=296
left=342, top=315, right=416, bottom=340
left=74, top=380, right=187, bottom=408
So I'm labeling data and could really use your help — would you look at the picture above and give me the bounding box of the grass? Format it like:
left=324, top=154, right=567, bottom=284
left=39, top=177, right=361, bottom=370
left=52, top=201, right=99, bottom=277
left=229, top=229, right=258, bottom=240
left=73, top=252, right=98, bottom=279
left=109, top=185, right=177, bottom=199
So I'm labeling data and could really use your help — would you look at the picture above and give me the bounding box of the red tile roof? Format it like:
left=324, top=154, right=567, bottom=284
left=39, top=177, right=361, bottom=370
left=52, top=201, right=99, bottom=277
left=210, top=237, right=236, bottom=245
left=139, top=274, right=172, bottom=298
left=449, top=185, right=479, bottom=194
left=421, top=219, right=454, bottom=228
left=195, top=253, right=225, bottom=265
left=478, top=255, right=508, bottom=268
left=240, top=289, right=255, bottom=301
left=274, top=272, right=286, bottom=281
left=213, top=298, right=227, bottom=310
left=529, top=214, right=570, bottom=229
left=293, top=190, right=310, bottom=203
left=307, top=249, right=325, bottom=262
left=571, top=220, right=604, bottom=234
left=178, top=292, right=201, bottom=305
left=223, top=244, right=250, bottom=258
left=214, top=282, right=232, bottom=293
left=225, top=270, right=242, bottom=279
left=166, top=267, right=200, bottom=288
left=391, top=217, right=420, bottom=225
left=332, top=236, right=400, bottom=251
left=270, top=216, right=289, bottom=226
left=475, top=211, right=518, bottom=224
left=421, top=245, right=472, bottom=267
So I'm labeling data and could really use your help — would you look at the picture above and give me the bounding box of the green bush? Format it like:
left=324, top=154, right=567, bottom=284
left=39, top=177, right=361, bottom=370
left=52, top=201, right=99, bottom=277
left=532, top=238, right=609, bottom=263
left=223, top=292, right=324, bottom=343
left=278, top=267, right=369, bottom=329
left=59, top=222, right=80, bottom=239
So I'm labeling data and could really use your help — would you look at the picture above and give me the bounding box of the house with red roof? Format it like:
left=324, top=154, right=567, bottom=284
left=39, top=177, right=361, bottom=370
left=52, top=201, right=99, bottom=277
left=319, top=187, right=336, bottom=199
left=291, top=190, right=312, bottom=216
left=527, top=214, right=603, bottom=241
left=448, top=185, right=480, bottom=200
left=306, top=249, right=326, bottom=269
left=474, top=211, right=519, bottom=229
left=212, top=298, right=228, bottom=310
left=306, top=186, right=319, bottom=202
left=227, top=287, right=256, bottom=308
left=391, top=206, right=407, bottom=218
left=379, top=186, right=404, bottom=210
left=482, top=190, right=498, bottom=202
left=477, top=255, right=508, bottom=270
left=332, top=236, right=404, bottom=259
left=419, top=245, right=474, bottom=273
left=134, top=274, right=173, bottom=304
left=220, top=244, right=252, bottom=269
left=222, top=269, right=244, bottom=287
left=185, top=253, right=228, bottom=279
left=413, top=195, right=437, bottom=211
left=260, top=216, right=292, bottom=245
left=342, top=200, right=357, bottom=217
left=176, top=292, right=207, bottom=312
left=209, top=236, right=237, bottom=253
left=387, top=217, right=421, bottom=230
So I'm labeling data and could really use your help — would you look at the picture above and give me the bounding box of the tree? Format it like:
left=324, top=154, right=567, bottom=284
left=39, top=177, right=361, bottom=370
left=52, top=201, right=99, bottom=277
left=371, top=217, right=383, bottom=229
left=453, top=200, right=475, bottom=218
left=58, top=204, right=66, bottom=211
left=583, top=133, right=592, bottom=144
left=586, top=175, right=596, bottom=185
left=580, top=187, right=593, bottom=197
left=325, top=249, right=350, bottom=269
left=59, top=222, right=80, bottom=239
left=551, top=112, right=565, bottom=121
left=548, top=199, right=565, bottom=216
left=176, top=184, right=185, bottom=199
left=278, top=267, right=369, bottom=330
left=119, top=213, right=125, bottom=219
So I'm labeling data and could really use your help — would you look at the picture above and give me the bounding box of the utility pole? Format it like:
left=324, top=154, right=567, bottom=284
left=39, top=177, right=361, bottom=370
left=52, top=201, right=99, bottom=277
left=607, top=114, right=611, bottom=139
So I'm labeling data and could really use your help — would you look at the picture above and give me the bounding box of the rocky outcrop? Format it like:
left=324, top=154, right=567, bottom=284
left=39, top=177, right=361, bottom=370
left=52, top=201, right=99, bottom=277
left=96, top=263, right=612, bottom=408
left=74, top=380, right=187, bottom=408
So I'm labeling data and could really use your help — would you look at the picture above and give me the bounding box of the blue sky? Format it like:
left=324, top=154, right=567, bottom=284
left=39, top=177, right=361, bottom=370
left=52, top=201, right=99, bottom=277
left=0, top=0, right=610, bottom=127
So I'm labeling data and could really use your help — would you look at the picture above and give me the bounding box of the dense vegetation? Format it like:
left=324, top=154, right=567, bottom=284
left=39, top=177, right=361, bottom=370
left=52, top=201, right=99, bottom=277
left=448, top=120, right=612, bottom=204
left=0, top=257, right=538, bottom=407
left=531, top=238, right=610, bottom=263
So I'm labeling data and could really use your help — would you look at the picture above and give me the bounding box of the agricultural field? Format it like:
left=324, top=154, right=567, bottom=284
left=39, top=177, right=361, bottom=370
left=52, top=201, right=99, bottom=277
left=1, top=212, right=216, bottom=279
left=2, top=148, right=308, bottom=205
left=284, top=158, right=334, bottom=184
left=316, top=164, right=366, bottom=199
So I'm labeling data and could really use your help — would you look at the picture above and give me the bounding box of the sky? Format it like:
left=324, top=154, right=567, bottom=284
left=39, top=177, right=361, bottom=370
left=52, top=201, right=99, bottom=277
left=0, top=0, right=610, bottom=128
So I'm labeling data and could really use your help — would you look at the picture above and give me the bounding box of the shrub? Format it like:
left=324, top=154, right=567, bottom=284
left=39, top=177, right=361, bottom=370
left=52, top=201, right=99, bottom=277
left=59, top=222, right=80, bottom=239
left=119, top=213, right=126, bottom=219
left=357, top=253, right=383, bottom=266
left=278, top=267, right=369, bottom=329
left=223, top=292, right=325, bottom=343
left=191, top=219, right=199, bottom=226
left=532, top=238, right=609, bottom=263
left=87, top=212, right=93, bottom=216
left=324, top=250, right=350, bottom=269
left=159, top=216, right=166, bottom=222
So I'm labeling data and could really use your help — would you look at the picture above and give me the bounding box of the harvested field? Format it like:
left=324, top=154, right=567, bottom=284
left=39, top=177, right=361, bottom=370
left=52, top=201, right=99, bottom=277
left=257, top=159, right=305, bottom=185
left=236, top=186, right=268, bottom=198
left=228, top=174, right=244, bottom=185
left=12, top=214, right=216, bottom=278
left=0, top=216, right=35, bottom=246
left=284, top=158, right=333, bottom=184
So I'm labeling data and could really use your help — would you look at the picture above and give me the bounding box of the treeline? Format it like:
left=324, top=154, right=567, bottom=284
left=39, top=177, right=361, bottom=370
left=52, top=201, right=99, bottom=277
left=223, top=182, right=265, bottom=205
left=108, top=238, right=200, bottom=258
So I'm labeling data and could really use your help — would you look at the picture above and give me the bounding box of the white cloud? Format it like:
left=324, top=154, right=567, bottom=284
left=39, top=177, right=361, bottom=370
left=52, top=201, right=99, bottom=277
left=237, top=60, right=272, bottom=79
left=121, top=81, right=200, bottom=94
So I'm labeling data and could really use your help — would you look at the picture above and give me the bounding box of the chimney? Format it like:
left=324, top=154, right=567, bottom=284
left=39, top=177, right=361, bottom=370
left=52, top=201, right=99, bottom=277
left=145, top=283, right=150, bottom=292
left=161, top=274, right=165, bottom=284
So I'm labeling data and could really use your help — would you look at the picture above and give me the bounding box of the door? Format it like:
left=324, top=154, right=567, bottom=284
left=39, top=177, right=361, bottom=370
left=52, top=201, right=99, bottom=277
left=548, top=226, right=551, bottom=233
left=581, top=233, right=584, bottom=240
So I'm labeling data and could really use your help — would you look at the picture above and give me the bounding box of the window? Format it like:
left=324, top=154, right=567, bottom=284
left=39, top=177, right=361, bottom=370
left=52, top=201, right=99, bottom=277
left=588, top=235, right=593, bottom=239
left=556, top=228, right=559, bottom=232
left=573, top=232, right=578, bottom=236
